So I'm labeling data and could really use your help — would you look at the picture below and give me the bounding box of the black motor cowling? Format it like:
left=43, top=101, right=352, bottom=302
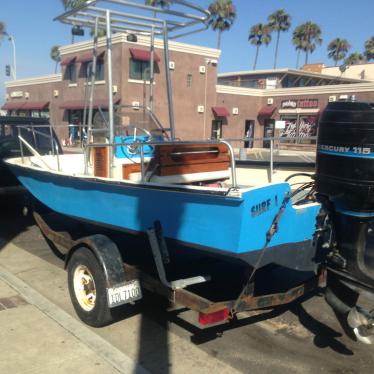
left=315, top=101, right=374, bottom=212
left=315, top=101, right=374, bottom=343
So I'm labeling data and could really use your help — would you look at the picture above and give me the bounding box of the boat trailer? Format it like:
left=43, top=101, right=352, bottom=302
left=33, top=211, right=325, bottom=328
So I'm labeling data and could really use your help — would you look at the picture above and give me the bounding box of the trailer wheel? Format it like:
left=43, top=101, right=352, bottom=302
left=67, top=247, right=113, bottom=327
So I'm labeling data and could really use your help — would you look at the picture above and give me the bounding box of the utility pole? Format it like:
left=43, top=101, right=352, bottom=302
left=1, top=31, right=17, bottom=79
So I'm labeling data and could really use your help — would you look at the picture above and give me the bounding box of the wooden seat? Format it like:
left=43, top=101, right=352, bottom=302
left=154, top=143, right=230, bottom=177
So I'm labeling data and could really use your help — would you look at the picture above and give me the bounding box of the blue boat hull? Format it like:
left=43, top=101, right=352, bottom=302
left=7, top=162, right=321, bottom=270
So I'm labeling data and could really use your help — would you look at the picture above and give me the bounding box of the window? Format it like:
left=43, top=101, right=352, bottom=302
left=211, top=120, right=222, bottom=139
left=298, top=115, right=317, bottom=144
left=66, top=63, right=77, bottom=83
left=280, top=116, right=297, bottom=143
left=40, top=110, right=50, bottom=119
left=187, top=74, right=192, bottom=88
left=83, top=60, right=105, bottom=81
left=129, top=59, right=150, bottom=80
left=279, top=115, right=317, bottom=144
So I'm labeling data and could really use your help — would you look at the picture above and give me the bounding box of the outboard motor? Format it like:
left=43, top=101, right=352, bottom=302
left=315, top=101, right=374, bottom=344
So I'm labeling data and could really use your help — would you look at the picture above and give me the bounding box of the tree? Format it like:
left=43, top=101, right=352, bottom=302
left=292, top=24, right=305, bottom=68
left=327, top=38, right=350, bottom=66
left=50, top=45, right=61, bottom=74
left=345, top=52, right=364, bottom=66
left=0, top=21, right=6, bottom=44
left=364, top=36, right=374, bottom=61
left=293, top=22, right=322, bottom=66
left=248, top=23, right=271, bottom=70
left=208, top=0, right=236, bottom=49
left=61, top=0, right=86, bottom=9
left=267, top=9, right=291, bottom=69
left=145, top=0, right=171, bottom=18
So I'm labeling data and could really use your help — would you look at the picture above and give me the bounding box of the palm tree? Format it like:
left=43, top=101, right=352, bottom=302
left=208, top=0, right=236, bottom=49
left=50, top=45, right=61, bottom=74
left=267, top=9, right=291, bottom=69
left=292, top=24, right=305, bottom=68
left=0, top=21, right=6, bottom=44
left=61, top=0, right=85, bottom=9
left=248, top=23, right=271, bottom=70
left=294, top=22, right=322, bottom=66
left=327, top=38, right=350, bottom=66
left=364, top=36, right=374, bottom=61
left=145, top=0, right=171, bottom=18
left=345, top=52, right=364, bottom=66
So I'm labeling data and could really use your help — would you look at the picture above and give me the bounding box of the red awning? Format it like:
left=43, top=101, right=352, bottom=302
left=129, top=48, right=160, bottom=63
left=258, top=105, right=276, bottom=117
left=1, top=101, right=25, bottom=110
left=22, top=101, right=49, bottom=110
left=212, top=106, right=229, bottom=117
left=60, top=98, right=120, bottom=110
left=76, top=50, right=105, bottom=63
left=60, top=56, right=76, bottom=66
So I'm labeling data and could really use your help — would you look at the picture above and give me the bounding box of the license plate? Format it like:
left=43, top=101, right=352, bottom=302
left=107, top=280, right=142, bottom=308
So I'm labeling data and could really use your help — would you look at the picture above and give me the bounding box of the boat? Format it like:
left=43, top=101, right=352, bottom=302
left=5, top=0, right=321, bottom=272
left=5, top=1, right=374, bottom=343
left=5, top=118, right=320, bottom=271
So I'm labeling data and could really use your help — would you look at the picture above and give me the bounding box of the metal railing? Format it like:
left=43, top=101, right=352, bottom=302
left=17, top=124, right=62, bottom=171
left=14, top=122, right=317, bottom=186
left=224, top=136, right=317, bottom=183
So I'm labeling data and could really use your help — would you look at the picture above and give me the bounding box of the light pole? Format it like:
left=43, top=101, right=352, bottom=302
left=1, top=31, right=17, bottom=80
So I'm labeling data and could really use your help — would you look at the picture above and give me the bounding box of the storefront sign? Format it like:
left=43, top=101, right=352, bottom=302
left=281, top=99, right=319, bottom=109
left=281, top=100, right=297, bottom=109
left=10, top=91, right=23, bottom=98
left=298, top=99, right=318, bottom=108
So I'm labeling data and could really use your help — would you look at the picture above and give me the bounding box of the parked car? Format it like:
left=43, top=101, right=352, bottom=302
left=0, top=116, right=62, bottom=198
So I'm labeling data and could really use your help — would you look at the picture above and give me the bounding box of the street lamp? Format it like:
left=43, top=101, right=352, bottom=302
left=0, top=31, right=17, bottom=80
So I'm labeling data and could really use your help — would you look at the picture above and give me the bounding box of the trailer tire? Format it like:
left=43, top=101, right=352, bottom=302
left=67, top=247, right=113, bottom=327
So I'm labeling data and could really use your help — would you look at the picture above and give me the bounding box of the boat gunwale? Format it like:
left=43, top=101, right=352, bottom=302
left=5, top=156, right=254, bottom=199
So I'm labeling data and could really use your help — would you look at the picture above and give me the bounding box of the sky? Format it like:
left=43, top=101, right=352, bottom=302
left=0, top=0, right=373, bottom=103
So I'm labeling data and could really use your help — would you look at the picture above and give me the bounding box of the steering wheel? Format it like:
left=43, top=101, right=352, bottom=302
left=120, top=125, right=153, bottom=157
left=122, top=125, right=153, bottom=142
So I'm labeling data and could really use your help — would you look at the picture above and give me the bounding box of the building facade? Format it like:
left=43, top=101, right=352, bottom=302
left=3, top=34, right=220, bottom=142
left=214, top=67, right=374, bottom=149
left=3, top=36, right=374, bottom=149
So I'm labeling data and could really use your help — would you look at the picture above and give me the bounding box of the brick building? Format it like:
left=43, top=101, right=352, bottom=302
left=3, top=34, right=220, bottom=142
left=3, top=36, right=374, bottom=148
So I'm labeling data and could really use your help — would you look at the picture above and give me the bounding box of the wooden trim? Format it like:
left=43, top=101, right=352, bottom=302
left=93, top=146, right=108, bottom=178
left=122, top=163, right=142, bottom=180
left=155, top=143, right=230, bottom=177
left=159, top=154, right=230, bottom=166
left=159, top=162, right=229, bottom=176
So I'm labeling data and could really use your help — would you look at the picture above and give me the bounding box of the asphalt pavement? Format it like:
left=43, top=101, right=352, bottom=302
left=0, top=202, right=373, bottom=373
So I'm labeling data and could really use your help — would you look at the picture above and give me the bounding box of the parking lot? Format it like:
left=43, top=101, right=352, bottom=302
left=0, top=202, right=373, bottom=373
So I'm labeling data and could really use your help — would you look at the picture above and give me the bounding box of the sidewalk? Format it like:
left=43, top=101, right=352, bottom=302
left=0, top=241, right=240, bottom=374
left=0, top=269, right=146, bottom=374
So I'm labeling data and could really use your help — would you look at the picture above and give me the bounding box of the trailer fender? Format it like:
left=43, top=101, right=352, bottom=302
left=65, top=234, right=126, bottom=289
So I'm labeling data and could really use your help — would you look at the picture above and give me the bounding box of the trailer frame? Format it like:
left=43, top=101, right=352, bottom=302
left=33, top=210, right=326, bottom=326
